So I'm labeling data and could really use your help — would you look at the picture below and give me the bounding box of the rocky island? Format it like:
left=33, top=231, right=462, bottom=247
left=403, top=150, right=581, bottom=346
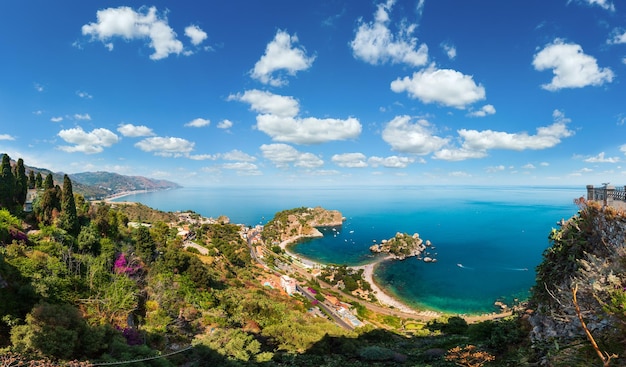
left=370, top=232, right=434, bottom=261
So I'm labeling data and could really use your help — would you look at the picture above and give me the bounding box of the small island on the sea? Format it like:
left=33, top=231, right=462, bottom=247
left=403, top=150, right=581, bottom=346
left=370, top=232, right=435, bottom=261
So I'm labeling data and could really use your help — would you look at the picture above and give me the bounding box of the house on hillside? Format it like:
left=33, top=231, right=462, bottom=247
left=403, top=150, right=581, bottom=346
left=23, top=189, right=38, bottom=212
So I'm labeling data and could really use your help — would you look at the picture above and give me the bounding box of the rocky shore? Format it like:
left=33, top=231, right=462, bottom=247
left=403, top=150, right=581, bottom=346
left=370, top=232, right=435, bottom=262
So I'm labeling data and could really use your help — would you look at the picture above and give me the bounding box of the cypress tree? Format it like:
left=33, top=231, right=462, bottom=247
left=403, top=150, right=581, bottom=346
left=43, top=173, right=54, bottom=190
left=28, top=170, right=36, bottom=189
left=59, top=174, right=78, bottom=234
left=35, top=172, right=43, bottom=189
left=13, top=158, right=28, bottom=207
left=0, top=154, right=15, bottom=210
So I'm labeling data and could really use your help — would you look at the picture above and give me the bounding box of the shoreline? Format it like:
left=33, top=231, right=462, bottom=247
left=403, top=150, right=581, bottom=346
left=279, top=235, right=428, bottom=315
left=280, top=234, right=515, bottom=322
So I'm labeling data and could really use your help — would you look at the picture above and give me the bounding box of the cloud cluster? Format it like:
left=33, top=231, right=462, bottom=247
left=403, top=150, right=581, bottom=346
left=117, top=123, right=155, bottom=137
left=261, top=144, right=324, bottom=168
left=433, top=110, right=575, bottom=161
left=58, top=127, right=119, bottom=154
left=251, top=30, right=316, bottom=86
left=135, top=137, right=195, bottom=157
left=350, top=0, right=428, bottom=67
left=533, top=39, right=614, bottom=91
left=231, top=90, right=362, bottom=144
left=382, top=115, right=448, bottom=155
left=332, top=152, right=415, bottom=168
left=82, top=6, right=207, bottom=60
left=391, top=65, right=486, bottom=109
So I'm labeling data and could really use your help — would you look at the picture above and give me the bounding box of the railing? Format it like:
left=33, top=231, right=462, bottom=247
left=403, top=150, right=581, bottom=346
left=587, top=185, right=626, bottom=206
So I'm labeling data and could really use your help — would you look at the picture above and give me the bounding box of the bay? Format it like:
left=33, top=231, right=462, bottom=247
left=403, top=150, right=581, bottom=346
left=113, top=185, right=582, bottom=315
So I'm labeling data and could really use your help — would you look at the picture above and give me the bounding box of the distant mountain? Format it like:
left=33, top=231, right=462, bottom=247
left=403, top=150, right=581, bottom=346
left=3, top=154, right=180, bottom=199
left=69, top=171, right=181, bottom=199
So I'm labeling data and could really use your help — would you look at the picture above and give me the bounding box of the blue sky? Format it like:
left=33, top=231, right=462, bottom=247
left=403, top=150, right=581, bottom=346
left=1, top=0, right=626, bottom=187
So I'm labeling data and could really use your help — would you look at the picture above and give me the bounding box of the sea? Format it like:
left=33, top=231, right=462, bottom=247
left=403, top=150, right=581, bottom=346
left=113, top=185, right=583, bottom=315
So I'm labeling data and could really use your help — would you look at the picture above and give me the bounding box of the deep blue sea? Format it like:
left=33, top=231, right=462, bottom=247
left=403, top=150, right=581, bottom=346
left=114, top=185, right=582, bottom=315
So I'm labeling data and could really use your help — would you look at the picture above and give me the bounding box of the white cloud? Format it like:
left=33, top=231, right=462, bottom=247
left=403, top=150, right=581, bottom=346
left=486, top=165, right=506, bottom=173
left=51, top=117, right=63, bottom=122
left=188, top=154, right=218, bottom=161
left=185, top=118, right=210, bottom=128
left=350, top=0, right=428, bottom=67
left=135, top=136, right=195, bottom=157
left=540, top=162, right=550, bottom=166
left=221, top=149, right=256, bottom=162
left=522, top=163, right=536, bottom=169
left=222, top=162, right=261, bottom=176
left=251, top=30, right=316, bottom=87
left=584, top=152, right=620, bottom=163
left=571, top=0, right=615, bottom=11
left=391, top=64, right=486, bottom=109
left=76, top=91, right=93, bottom=99
left=260, top=143, right=323, bottom=168
left=468, top=104, right=496, bottom=117
left=233, top=90, right=362, bottom=144
left=332, top=153, right=368, bottom=168
left=533, top=39, right=614, bottom=91
left=74, top=113, right=91, bottom=120
left=620, top=144, right=626, bottom=154
left=217, top=119, right=233, bottom=129
left=0, top=134, right=15, bottom=141
left=229, top=89, right=299, bottom=118
left=434, top=110, right=575, bottom=161
left=185, top=25, right=207, bottom=46
left=58, top=126, right=119, bottom=154
left=256, top=114, right=361, bottom=144
left=441, top=43, right=456, bottom=60
left=117, top=123, right=155, bottom=137
left=34, top=83, right=44, bottom=92
left=608, top=29, right=626, bottom=44
left=382, top=115, right=448, bottom=154
left=82, top=6, right=187, bottom=60
left=449, top=171, right=471, bottom=177
left=368, top=155, right=415, bottom=168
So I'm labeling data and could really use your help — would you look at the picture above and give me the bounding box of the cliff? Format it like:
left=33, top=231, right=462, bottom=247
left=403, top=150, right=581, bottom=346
left=527, top=198, right=626, bottom=365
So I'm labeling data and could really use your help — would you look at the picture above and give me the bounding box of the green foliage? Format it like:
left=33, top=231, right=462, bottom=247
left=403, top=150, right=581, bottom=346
left=58, top=174, right=79, bottom=235
left=203, top=223, right=251, bottom=267
left=357, top=345, right=396, bottom=361
left=193, top=328, right=265, bottom=362
left=134, top=225, right=156, bottom=263
left=0, top=154, right=16, bottom=210
left=13, top=158, right=27, bottom=207
left=10, top=303, right=114, bottom=359
left=467, top=318, right=526, bottom=354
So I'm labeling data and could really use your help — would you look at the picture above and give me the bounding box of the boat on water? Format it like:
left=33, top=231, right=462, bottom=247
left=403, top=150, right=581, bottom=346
left=457, top=263, right=463, bottom=267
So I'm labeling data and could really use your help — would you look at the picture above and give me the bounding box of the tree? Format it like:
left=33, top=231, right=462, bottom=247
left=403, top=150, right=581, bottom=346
left=28, top=169, right=36, bottom=189
left=58, top=174, right=79, bottom=235
left=134, top=225, right=155, bottom=263
left=43, top=173, right=54, bottom=190
left=13, top=158, right=28, bottom=207
left=0, top=154, right=15, bottom=210
left=35, top=171, right=43, bottom=189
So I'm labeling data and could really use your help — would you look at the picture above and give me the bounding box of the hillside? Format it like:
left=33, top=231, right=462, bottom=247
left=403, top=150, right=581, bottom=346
left=70, top=171, right=180, bottom=197
left=261, top=206, right=344, bottom=245
left=527, top=198, right=626, bottom=366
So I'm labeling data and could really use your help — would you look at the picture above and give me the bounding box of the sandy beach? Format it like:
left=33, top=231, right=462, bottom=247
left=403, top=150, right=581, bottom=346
left=352, top=259, right=420, bottom=314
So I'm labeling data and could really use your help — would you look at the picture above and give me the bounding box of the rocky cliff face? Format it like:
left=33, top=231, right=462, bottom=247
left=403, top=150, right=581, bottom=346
left=527, top=199, right=626, bottom=363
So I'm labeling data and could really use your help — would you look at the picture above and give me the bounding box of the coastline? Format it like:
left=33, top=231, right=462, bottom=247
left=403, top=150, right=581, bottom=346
left=279, top=234, right=429, bottom=316
left=281, top=234, right=515, bottom=322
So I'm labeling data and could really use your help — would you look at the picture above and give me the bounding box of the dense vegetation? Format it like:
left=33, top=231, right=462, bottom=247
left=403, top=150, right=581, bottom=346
left=2, top=153, right=623, bottom=366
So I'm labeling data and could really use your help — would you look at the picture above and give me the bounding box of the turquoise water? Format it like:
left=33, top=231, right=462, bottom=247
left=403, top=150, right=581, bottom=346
left=114, top=185, right=581, bottom=315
